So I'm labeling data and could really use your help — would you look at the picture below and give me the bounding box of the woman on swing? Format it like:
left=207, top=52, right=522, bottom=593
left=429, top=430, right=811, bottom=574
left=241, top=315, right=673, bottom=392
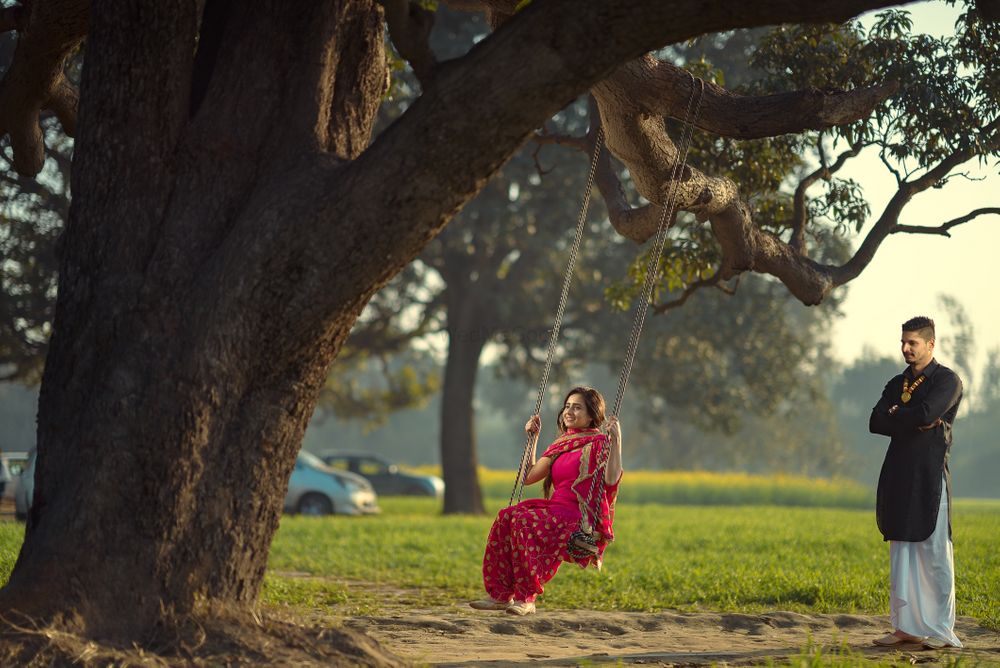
left=470, top=386, right=623, bottom=615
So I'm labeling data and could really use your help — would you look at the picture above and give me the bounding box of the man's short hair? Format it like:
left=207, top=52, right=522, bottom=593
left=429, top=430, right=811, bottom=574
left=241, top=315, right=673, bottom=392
left=902, top=316, right=935, bottom=341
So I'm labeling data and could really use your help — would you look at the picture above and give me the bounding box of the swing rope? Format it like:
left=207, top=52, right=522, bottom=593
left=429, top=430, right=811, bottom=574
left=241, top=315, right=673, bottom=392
left=572, top=75, right=706, bottom=546
left=609, top=74, right=706, bottom=421
left=509, top=73, right=706, bottom=516
left=509, top=126, right=605, bottom=507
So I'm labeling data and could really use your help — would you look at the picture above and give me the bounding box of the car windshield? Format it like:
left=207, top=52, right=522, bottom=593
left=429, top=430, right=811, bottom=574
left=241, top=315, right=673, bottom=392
left=298, top=450, right=326, bottom=469
left=359, top=459, right=387, bottom=475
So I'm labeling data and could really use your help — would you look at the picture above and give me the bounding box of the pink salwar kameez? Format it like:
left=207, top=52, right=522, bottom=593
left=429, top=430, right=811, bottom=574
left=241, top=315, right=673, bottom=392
left=482, top=428, right=620, bottom=604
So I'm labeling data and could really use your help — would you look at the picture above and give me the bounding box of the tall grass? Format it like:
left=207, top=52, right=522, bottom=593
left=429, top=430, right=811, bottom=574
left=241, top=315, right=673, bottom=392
left=0, top=522, right=22, bottom=588
left=416, top=467, right=874, bottom=508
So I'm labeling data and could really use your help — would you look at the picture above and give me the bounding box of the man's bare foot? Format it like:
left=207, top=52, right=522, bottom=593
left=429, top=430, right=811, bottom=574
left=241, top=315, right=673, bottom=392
left=874, top=630, right=925, bottom=646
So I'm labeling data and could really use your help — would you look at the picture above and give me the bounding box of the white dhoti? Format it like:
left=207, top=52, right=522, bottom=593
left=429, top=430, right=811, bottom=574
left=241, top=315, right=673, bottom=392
left=889, top=477, right=961, bottom=647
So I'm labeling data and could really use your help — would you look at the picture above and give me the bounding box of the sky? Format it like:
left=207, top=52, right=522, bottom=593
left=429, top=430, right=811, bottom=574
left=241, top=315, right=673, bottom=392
left=827, top=2, right=998, bottom=379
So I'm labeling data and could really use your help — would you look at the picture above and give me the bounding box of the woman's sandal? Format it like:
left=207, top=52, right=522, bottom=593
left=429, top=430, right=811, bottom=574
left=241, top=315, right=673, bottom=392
left=505, top=600, right=536, bottom=616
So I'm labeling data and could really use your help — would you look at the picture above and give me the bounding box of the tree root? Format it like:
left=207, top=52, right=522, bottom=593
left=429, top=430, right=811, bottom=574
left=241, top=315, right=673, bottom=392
left=0, top=604, right=405, bottom=667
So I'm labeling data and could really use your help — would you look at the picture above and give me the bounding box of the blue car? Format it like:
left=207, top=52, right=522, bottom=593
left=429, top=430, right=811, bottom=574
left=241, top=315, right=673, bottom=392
left=320, top=452, right=444, bottom=498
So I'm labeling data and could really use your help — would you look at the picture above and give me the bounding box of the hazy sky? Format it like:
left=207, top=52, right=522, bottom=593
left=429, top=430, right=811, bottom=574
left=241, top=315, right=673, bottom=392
left=827, top=2, right=997, bottom=378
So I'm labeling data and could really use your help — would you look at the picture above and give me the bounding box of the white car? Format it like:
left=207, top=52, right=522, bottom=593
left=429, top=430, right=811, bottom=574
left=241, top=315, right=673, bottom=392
left=13, top=448, right=35, bottom=521
left=284, top=451, right=380, bottom=516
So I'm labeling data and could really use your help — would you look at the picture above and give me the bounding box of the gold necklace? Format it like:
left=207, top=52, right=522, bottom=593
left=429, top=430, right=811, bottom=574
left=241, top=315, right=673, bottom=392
left=901, top=375, right=925, bottom=403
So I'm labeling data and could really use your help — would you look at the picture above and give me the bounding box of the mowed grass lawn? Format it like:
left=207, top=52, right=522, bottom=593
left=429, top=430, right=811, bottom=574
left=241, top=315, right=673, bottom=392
left=1, top=472, right=997, bottom=630
left=262, top=497, right=1000, bottom=629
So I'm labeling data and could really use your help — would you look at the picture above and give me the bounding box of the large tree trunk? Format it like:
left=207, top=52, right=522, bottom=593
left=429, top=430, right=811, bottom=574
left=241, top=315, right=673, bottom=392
left=0, top=0, right=389, bottom=641
left=440, top=284, right=491, bottom=514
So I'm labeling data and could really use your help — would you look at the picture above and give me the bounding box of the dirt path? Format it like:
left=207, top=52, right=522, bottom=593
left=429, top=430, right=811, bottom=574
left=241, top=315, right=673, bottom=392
left=345, top=608, right=1000, bottom=666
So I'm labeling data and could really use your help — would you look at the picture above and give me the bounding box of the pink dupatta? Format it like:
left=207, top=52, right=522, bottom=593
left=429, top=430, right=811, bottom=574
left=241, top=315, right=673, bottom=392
left=541, top=428, right=619, bottom=567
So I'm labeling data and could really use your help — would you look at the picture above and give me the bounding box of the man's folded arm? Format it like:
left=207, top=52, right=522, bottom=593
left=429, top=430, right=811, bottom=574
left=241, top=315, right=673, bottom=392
left=893, top=372, right=962, bottom=429
left=869, top=381, right=900, bottom=437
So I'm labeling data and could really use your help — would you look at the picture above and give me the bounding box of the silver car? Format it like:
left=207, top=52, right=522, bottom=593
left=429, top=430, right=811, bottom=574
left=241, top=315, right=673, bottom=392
left=284, top=450, right=380, bottom=516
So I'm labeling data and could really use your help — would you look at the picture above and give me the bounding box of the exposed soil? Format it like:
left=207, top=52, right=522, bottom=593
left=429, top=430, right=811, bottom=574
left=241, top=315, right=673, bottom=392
left=0, top=596, right=997, bottom=666
left=346, top=607, right=1000, bottom=666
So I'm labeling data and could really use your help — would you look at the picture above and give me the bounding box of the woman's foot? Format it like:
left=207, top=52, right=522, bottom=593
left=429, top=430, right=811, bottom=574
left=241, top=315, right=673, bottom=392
left=505, top=600, right=536, bottom=616
left=469, top=597, right=509, bottom=611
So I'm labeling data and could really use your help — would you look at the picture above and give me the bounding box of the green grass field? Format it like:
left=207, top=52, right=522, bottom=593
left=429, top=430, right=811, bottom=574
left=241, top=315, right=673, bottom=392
left=262, top=496, right=1000, bottom=629
left=1, top=472, right=998, bottom=634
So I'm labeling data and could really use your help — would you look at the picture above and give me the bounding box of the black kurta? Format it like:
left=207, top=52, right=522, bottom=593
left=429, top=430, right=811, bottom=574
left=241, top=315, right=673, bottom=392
left=869, top=359, right=962, bottom=542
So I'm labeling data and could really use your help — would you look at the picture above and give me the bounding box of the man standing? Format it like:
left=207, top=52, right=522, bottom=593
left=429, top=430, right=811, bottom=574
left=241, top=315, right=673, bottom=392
left=869, top=316, right=963, bottom=649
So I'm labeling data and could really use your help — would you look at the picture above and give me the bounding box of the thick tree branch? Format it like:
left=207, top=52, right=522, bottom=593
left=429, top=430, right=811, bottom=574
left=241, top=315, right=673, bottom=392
left=582, top=97, right=678, bottom=244
left=539, top=98, right=699, bottom=223
left=380, top=0, right=437, bottom=84
left=591, top=55, right=891, bottom=246
left=596, top=56, right=900, bottom=139
left=0, top=0, right=88, bottom=175
left=593, top=83, right=740, bottom=239
left=975, top=0, right=1000, bottom=22
left=595, top=150, right=674, bottom=244
left=892, top=207, right=1000, bottom=237
left=834, top=119, right=1000, bottom=286
left=580, top=26, right=999, bottom=307
left=228, top=0, right=922, bottom=329
left=699, top=126, right=998, bottom=305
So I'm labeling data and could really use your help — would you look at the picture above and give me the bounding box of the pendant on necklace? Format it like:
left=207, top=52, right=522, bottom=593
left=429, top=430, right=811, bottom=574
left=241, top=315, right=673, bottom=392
left=901, top=375, right=925, bottom=404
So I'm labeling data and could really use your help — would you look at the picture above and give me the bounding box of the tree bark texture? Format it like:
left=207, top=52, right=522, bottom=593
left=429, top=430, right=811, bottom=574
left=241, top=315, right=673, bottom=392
left=0, top=0, right=388, bottom=638
left=0, top=0, right=924, bottom=644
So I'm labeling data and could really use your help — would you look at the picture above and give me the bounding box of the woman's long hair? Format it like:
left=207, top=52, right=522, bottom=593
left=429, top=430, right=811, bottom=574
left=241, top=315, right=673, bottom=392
left=544, top=386, right=606, bottom=498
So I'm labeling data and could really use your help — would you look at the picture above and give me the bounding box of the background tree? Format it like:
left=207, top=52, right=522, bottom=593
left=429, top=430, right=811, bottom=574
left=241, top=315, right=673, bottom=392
left=317, top=261, right=444, bottom=429
left=0, top=32, right=73, bottom=382
left=956, top=351, right=1000, bottom=496
left=0, top=0, right=996, bottom=660
left=830, top=349, right=902, bottom=481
